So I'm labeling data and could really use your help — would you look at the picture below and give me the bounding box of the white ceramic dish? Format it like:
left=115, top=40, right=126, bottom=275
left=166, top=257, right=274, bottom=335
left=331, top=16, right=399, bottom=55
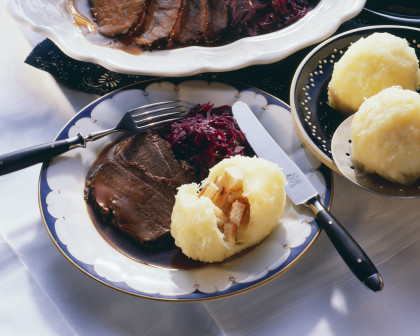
left=39, top=79, right=332, bottom=301
left=9, top=0, right=366, bottom=76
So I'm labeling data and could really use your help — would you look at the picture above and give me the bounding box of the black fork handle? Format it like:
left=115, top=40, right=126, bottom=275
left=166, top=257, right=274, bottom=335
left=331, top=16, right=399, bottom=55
left=0, top=134, right=85, bottom=176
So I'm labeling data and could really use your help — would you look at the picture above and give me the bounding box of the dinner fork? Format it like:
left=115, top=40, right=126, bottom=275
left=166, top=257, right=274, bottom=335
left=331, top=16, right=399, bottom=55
left=0, top=100, right=187, bottom=176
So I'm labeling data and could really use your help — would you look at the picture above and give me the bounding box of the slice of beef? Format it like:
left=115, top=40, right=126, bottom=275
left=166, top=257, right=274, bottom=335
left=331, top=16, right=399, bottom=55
left=203, top=0, right=228, bottom=43
left=90, top=0, right=148, bottom=37
left=133, top=0, right=182, bottom=49
left=113, top=133, right=173, bottom=178
left=171, top=0, right=208, bottom=46
left=85, top=161, right=177, bottom=246
left=85, top=132, right=197, bottom=248
left=168, top=0, right=188, bottom=45
left=112, top=132, right=196, bottom=184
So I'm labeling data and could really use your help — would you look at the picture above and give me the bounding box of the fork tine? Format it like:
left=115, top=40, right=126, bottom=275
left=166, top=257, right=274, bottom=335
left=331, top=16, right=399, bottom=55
left=134, top=111, right=186, bottom=131
left=127, top=100, right=181, bottom=115
left=133, top=109, right=186, bottom=124
left=131, top=104, right=185, bottom=119
left=136, top=116, right=183, bottom=132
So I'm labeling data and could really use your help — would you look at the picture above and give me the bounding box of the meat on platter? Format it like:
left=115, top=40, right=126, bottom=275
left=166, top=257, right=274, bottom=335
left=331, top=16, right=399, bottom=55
left=89, top=0, right=318, bottom=50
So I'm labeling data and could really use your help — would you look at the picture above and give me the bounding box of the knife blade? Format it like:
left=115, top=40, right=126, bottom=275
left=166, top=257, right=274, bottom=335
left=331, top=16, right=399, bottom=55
left=232, top=101, right=383, bottom=292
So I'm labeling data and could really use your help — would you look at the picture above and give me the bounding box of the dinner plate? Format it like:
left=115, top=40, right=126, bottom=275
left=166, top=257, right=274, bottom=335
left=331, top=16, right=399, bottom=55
left=39, top=79, right=332, bottom=301
left=8, top=0, right=365, bottom=76
left=290, top=25, right=420, bottom=173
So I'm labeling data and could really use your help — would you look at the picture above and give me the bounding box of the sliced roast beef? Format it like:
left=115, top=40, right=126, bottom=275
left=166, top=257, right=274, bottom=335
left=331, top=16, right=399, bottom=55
left=90, top=0, right=148, bottom=37
left=85, top=161, right=177, bottom=245
left=204, top=0, right=228, bottom=42
left=112, top=132, right=195, bottom=184
left=171, top=0, right=208, bottom=45
left=168, top=0, right=187, bottom=46
left=85, top=132, right=196, bottom=248
left=133, top=0, right=182, bottom=48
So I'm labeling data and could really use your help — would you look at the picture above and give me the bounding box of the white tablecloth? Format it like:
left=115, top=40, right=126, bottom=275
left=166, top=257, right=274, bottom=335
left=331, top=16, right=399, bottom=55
left=1, top=2, right=420, bottom=335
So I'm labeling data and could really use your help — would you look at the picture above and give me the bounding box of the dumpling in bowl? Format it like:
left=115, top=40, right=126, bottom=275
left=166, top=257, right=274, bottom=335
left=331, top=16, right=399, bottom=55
left=328, top=32, right=420, bottom=115
left=170, top=155, right=286, bottom=263
left=351, top=86, right=420, bottom=185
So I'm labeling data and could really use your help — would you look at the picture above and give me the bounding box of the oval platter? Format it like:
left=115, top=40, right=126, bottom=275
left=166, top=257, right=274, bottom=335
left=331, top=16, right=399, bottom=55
left=9, top=0, right=365, bottom=76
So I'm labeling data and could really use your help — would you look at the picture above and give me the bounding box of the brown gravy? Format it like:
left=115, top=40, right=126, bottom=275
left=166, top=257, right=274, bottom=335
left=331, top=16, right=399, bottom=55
left=86, top=135, right=205, bottom=270
left=87, top=201, right=204, bottom=270
left=85, top=133, right=257, bottom=270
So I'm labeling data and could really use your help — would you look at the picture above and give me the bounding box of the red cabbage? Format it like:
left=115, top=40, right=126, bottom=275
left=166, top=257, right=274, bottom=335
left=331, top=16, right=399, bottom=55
left=165, top=103, right=248, bottom=172
left=226, top=0, right=319, bottom=40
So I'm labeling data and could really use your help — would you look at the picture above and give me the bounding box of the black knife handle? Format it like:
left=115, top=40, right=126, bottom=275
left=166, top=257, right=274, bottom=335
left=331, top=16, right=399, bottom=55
left=0, top=134, right=85, bottom=176
left=307, top=196, right=383, bottom=292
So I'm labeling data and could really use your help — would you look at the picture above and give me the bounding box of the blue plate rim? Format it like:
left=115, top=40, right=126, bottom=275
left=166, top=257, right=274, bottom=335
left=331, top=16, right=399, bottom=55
left=38, top=78, right=333, bottom=301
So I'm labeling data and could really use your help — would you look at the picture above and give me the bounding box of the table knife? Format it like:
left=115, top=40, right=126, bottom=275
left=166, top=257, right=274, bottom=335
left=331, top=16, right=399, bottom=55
left=232, top=101, right=383, bottom=292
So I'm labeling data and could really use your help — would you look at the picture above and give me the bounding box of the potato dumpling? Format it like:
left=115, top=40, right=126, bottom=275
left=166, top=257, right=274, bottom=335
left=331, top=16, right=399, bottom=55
left=351, top=86, right=420, bottom=185
left=328, top=32, right=420, bottom=115
left=170, top=155, right=286, bottom=263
